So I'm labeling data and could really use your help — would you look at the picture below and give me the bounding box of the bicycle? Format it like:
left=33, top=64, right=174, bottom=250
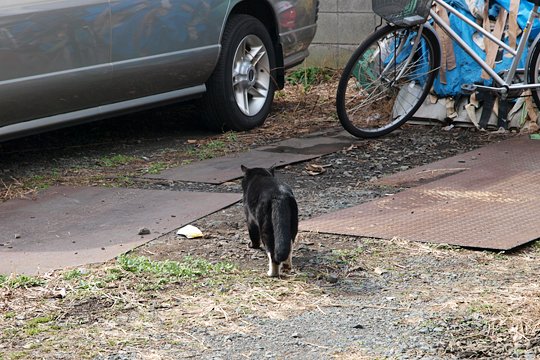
left=336, top=0, right=540, bottom=138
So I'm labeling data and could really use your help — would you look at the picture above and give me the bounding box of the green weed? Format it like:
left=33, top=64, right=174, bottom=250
left=6, top=275, right=44, bottom=289
left=146, top=162, right=167, bottom=174
left=286, top=66, right=334, bottom=91
left=118, top=254, right=234, bottom=281
left=99, top=154, right=137, bottom=167
left=25, top=315, right=54, bottom=336
left=4, top=311, right=15, bottom=319
left=331, top=247, right=364, bottom=264
left=104, top=268, right=125, bottom=282
left=467, top=302, right=494, bottom=315
left=189, top=140, right=226, bottom=160
left=112, top=175, right=135, bottom=187
left=225, top=131, right=238, bottom=142
left=4, top=352, right=28, bottom=360
left=63, top=269, right=85, bottom=280
left=24, top=171, right=61, bottom=190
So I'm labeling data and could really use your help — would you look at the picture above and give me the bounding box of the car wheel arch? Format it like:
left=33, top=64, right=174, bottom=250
left=226, top=0, right=285, bottom=89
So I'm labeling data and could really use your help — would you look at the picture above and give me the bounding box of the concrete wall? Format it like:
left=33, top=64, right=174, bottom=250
left=305, top=0, right=377, bottom=68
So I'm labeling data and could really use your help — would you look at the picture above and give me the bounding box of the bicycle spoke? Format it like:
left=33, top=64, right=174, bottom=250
left=337, top=25, right=439, bottom=137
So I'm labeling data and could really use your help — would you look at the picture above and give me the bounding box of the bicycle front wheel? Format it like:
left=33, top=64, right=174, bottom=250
left=336, top=24, right=440, bottom=138
left=527, top=36, right=540, bottom=109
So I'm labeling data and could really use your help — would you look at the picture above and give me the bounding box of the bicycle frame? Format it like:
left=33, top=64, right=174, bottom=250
left=429, top=0, right=540, bottom=94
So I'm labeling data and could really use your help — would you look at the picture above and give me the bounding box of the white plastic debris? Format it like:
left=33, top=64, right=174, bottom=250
left=176, top=225, right=203, bottom=239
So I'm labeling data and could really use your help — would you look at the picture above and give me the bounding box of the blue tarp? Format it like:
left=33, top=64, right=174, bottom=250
left=432, top=0, right=539, bottom=97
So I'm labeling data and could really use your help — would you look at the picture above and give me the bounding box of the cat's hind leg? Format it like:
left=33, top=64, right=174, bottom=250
left=266, top=252, right=279, bottom=277
left=247, top=222, right=261, bottom=249
left=282, top=249, right=293, bottom=272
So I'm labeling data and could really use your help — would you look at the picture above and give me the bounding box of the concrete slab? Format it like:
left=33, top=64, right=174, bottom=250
left=300, top=136, right=540, bottom=250
left=144, top=134, right=355, bottom=184
left=0, top=186, right=241, bottom=275
left=255, top=133, right=355, bottom=155
left=144, top=150, right=315, bottom=184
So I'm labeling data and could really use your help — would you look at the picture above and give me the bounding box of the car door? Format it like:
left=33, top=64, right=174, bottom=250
left=0, top=0, right=111, bottom=128
left=109, top=0, right=230, bottom=103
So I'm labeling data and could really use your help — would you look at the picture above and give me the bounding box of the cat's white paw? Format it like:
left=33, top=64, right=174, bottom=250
left=267, top=255, right=279, bottom=277
left=267, top=269, right=279, bottom=277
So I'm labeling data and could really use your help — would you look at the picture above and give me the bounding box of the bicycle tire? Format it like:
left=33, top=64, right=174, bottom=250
left=336, top=24, right=440, bottom=138
left=527, top=36, right=540, bottom=109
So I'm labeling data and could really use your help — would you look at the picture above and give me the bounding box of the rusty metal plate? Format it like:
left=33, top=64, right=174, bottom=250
left=144, top=134, right=355, bottom=184
left=375, top=148, right=485, bottom=187
left=0, top=186, right=241, bottom=275
left=300, top=136, right=540, bottom=250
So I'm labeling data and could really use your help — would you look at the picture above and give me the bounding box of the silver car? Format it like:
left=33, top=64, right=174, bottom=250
left=0, top=0, right=318, bottom=141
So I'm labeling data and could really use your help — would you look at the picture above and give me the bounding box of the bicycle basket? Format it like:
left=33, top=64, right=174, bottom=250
left=372, top=0, right=432, bottom=26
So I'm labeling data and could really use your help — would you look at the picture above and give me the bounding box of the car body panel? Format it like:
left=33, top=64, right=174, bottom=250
left=0, top=0, right=111, bottom=128
left=276, top=0, right=317, bottom=66
left=109, top=0, right=228, bottom=101
left=0, top=0, right=318, bottom=141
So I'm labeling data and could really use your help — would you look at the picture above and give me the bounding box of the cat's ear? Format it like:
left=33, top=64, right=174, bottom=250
left=269, top=166, right=275, bottom=176
left=241, top=165, right=248, bottom=173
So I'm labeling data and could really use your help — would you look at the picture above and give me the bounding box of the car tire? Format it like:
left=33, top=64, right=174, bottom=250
left=201, top=14, right=277, bottom=132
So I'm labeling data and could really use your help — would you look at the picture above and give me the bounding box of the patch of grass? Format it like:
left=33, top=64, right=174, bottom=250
left=105, top=268, right=125, bottom=282
left=189, top=140, right=226, bottom=160
left=0, top=274, right=6, bottom=285
left=99, top=154, right=137, bottom=167
left=274, top=89, right=286, bottom=99
left=331, top=247, right=364, bottom=264
left=4, top=311, right=15, bottom=319
left=118, top=255, right=234, bottom=280
left=4, top=352, right=28, bottom=360
left=467, top=302, right=495, bottom=315
left=24, top=315, right=55, bottom=336
left=116, top=255, right=235, bottom=290
left=146, top=161, right=168, bottom=174
left=5, top=275, right=44, bottom=289
left=225, top=131, right=238, bottom=142
left=531, top=240, right=540, bottom=252
left=286, top=66, right=335, bottom=91
left=112, top=175, right=135, bottom=187
left=23, top=171, right=61, bottom=190
left=63, top=269, right=85, bottom=280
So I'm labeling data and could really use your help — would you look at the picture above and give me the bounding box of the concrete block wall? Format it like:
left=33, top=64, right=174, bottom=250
left=305, top=0, right=377, bottom=68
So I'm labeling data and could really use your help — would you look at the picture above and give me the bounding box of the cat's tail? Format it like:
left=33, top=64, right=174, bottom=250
left=271, top=195, right=298, bottom=263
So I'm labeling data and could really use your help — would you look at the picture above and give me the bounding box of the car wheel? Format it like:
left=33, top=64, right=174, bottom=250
left=201, top=14, right=276, bottom=131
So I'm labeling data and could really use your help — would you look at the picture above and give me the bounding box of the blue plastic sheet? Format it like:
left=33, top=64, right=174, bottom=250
left=432, top=0, right=537, bottom=97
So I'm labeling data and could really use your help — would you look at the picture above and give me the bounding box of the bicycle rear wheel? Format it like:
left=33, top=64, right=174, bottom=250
left=336, top=24, right=440, bottom=138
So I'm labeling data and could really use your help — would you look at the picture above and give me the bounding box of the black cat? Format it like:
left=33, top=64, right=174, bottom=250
left=241, top=165, right=298, bottom=277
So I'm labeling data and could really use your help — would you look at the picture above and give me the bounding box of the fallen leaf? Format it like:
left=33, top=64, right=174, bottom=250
left=305, top=163, right=327, bottom=175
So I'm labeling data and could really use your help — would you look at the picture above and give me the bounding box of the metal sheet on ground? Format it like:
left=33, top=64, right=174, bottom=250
left=374, top=144, right=488, bottom=187
left=0, top=186, right=241, bottom=275
left=144, top=134, right=355, bottom=184
left=255, top=133, right=355, bottom=155
left=144, top=150, right=316, bottom=184
left=300, top=136, right=540, bottom=250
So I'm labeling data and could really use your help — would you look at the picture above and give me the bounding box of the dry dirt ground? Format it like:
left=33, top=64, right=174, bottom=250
left=1, top=76, right=540, bottom=359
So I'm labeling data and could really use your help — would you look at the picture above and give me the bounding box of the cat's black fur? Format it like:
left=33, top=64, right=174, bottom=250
left=241, top=165, right=298, bottom=277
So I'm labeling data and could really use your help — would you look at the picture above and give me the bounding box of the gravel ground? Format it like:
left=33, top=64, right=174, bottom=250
left=133, top=126, right=537, bottom=360
left=2, top=82, right=540, bottom=359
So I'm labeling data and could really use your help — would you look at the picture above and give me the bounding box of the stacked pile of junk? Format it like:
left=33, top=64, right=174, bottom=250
left=413, top=0, right=540, bottom=133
